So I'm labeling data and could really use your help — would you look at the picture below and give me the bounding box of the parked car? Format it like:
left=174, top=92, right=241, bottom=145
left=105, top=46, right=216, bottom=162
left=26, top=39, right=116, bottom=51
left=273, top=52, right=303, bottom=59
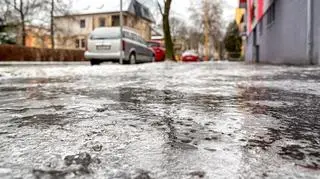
left=147, top=40, right=165, bottom=62
left=181, top=50, right=200, bottom=62
left=85, top=27, right=155, bottom=65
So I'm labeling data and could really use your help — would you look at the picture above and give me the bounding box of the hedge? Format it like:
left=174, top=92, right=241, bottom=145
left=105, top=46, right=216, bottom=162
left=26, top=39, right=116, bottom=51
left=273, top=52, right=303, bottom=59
left=0, top=45, right=85, bottom=61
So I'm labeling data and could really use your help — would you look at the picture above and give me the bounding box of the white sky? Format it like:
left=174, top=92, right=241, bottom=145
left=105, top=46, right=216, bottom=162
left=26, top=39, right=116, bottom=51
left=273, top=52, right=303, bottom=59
left=74, top=0, right=238, bottom=27
left=170, top=0, right=238, bottom=24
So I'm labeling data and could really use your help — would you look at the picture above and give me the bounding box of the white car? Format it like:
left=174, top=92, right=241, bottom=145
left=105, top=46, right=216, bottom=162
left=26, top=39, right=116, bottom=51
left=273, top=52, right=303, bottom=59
left=85, top=27, right=155, bottom=65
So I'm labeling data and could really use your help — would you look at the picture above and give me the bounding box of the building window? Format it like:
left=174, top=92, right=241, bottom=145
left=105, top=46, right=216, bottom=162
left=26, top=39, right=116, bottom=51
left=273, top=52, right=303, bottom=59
left=80, top=19, right=86, bottom=28
left=75, top=39, right=80, bottom=48
left=99, top=17, right=105, bottom=27
left=111, top=15, right=120, bottom=26
left=142, top=7, right=150, bottom=17
left=267, top=3, right=275, bottom=25
left=81, top=39, right=86, bottom=48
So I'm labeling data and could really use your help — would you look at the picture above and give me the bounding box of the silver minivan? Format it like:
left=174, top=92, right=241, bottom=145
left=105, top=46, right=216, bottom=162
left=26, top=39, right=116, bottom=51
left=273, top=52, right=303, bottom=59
left=85, top=27, right=155, bottom=65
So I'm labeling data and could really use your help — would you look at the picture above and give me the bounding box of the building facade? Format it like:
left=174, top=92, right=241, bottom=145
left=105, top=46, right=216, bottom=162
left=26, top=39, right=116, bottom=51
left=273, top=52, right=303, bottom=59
left=54, top=0, right=154, bottom=50
left=240, top=0, right=320, bottom=65
left=25, top=26, right=52, bottom=48
left=235, top=8, right=246, bottom=56
left=13, top=25, right=52, bottom=48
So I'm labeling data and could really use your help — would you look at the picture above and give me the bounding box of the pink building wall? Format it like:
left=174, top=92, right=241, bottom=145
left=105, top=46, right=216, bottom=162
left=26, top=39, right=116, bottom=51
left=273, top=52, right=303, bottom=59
left=246, top=0, right=264, bottom=33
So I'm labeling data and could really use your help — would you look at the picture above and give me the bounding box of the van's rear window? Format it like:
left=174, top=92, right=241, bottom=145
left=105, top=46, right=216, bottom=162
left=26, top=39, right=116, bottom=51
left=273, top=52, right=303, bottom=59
left=90, top=31, right=120, bottom=40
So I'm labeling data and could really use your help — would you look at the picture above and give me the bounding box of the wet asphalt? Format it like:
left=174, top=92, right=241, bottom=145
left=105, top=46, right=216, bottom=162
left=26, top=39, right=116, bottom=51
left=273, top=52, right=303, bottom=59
left=0, top=61, right=319, bottom=179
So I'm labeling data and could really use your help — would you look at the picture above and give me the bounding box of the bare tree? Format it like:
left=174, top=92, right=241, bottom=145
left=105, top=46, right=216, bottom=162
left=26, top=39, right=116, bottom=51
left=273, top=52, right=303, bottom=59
left=170, top=16, right=186, bottom=38
left=42, top=0, right=72, bottom=49
left=4, top=0, right=42, bottom=46
left=187, top=28, right=202, bottom=51
left=50, top=0, right=55, bottom=49
left=157, top=0, right=175, bottom=61
left=189, top=0, right=223, bottom=55
left=0, top=0, right=17, bottom=44
left=0, top=0, right=11, bottom=22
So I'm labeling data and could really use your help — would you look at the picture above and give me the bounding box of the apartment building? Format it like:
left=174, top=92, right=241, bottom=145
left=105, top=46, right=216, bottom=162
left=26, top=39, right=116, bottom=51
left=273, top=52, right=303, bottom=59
left=240, top=0, right=320, bottom=65
left=54, top=0, right=154, bottom=50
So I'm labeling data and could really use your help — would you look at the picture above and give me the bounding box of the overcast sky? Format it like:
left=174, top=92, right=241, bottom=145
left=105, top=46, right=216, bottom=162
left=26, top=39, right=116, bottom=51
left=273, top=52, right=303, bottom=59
left=170, top=0, right=238, bottom=24
left=74, top=0, right=238, bottom=27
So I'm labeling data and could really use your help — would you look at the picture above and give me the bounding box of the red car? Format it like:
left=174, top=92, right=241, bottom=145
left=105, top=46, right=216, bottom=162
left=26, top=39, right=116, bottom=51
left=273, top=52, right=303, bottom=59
left=181, top=51, right=199, bottom=62
left=147, top=41, right=166, bottom=62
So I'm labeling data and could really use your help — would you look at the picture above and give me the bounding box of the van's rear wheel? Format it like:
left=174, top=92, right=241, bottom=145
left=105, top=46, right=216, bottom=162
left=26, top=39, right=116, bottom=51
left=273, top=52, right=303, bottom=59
left=129, top=53, right=136, bottom=64
left=90, top=60, right=101, bottom=66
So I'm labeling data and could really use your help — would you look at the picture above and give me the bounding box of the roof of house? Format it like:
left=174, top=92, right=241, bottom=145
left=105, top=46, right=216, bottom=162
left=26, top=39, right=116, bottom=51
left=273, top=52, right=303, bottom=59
left=58, top=0, right=154, bottom=22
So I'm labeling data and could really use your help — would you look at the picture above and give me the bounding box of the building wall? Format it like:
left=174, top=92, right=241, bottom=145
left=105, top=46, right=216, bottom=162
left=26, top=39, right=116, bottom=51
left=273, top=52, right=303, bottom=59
left=313, top=0, right=320, bottom=64
left=235, top=8, right=246, bottom=56
left=246, top=0, right=311, bottom=65
left=235, top=8, right=245, bottom=27
left=54, top=13, right=152, bottom=50
left=25, top=27, right=52, bottom=49
left=247, top=0, right=264, bottom=33
left=54, top=15, right=93, bottom=50
left=126, top=15, right=151, bottom=40
left=15, top=26, right=52, bottom=48
left=25, top=32, right=51, bottom=49
left=245, top=30, right=254, bottom=63
left=92, top=14, right=112, bottom=30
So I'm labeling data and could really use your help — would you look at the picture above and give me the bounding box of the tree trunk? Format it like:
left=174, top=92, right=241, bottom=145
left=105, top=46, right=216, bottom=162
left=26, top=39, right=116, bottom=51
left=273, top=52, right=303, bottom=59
left=163, top=0, right=175, bottom=61
left=21, top=19, right=26, bottom=46
left=20, top=0, right=26, bottom=46
left=50, top=0, right=55, bottom=49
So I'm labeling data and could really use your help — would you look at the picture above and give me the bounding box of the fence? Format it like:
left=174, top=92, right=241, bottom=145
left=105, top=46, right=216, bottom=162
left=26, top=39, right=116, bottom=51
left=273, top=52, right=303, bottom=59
left=0, top=45, right=85, bottom=61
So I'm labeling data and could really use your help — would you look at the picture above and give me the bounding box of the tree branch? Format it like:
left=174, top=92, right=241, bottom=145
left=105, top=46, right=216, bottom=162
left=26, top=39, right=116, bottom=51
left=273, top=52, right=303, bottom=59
left=157, top=0, right=163, bottom=16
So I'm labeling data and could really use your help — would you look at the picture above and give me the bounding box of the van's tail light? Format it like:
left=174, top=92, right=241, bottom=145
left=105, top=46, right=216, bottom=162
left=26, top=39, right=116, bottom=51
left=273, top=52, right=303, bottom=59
left=122, top=40, right=126, bottom=51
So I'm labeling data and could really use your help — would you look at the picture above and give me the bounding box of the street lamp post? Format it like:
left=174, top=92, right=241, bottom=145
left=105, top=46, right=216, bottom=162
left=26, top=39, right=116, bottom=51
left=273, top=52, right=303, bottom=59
left=120, top=0, right=124, bottom=64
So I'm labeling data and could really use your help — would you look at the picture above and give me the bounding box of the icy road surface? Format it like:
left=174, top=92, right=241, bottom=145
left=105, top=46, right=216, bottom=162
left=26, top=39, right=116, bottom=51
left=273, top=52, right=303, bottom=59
left=0, top=62, right=319, bottom=179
